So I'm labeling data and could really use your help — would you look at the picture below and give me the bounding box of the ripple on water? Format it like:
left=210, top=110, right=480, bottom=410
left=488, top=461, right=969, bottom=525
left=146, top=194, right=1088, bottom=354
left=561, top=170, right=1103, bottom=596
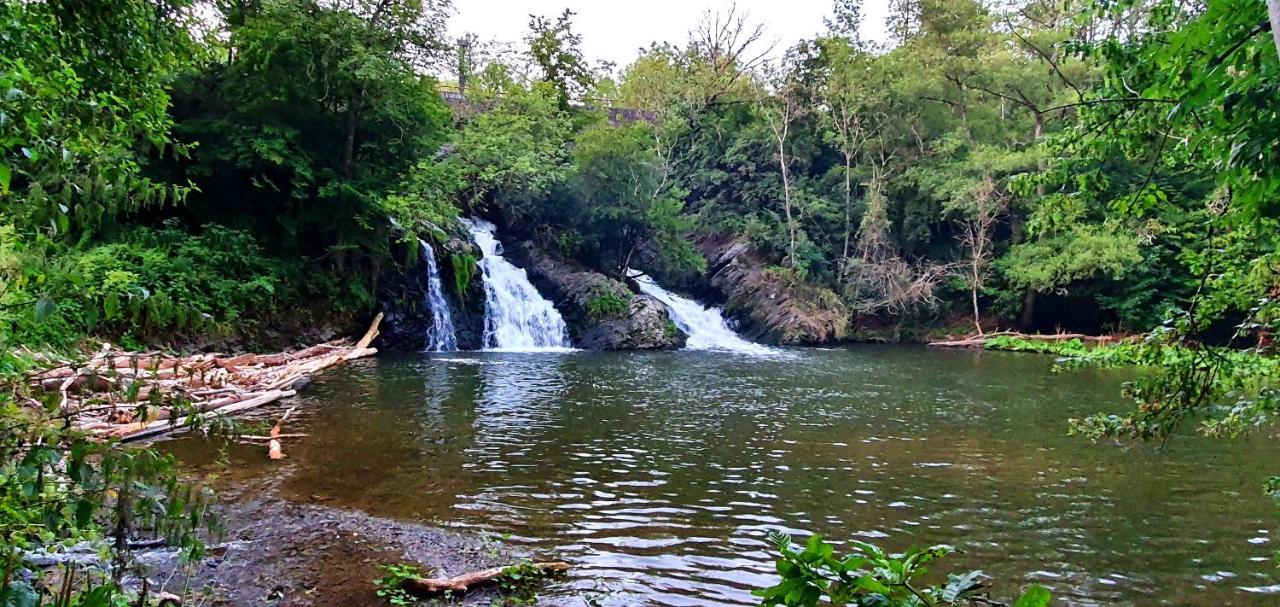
left=165, top=349, right=1280, bottom=606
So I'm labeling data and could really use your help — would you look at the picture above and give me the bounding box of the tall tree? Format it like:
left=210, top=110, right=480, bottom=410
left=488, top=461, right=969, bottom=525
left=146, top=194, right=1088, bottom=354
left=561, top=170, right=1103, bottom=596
left=527, top=9, right=595, bottom=109
left=757, top=62, right=808, bottom=269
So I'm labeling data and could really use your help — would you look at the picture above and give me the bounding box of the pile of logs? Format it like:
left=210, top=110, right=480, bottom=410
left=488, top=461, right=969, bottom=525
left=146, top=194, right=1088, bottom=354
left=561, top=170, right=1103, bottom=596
left=28, top=314, right=383, bottom=442
left=928, top=330, right=1124, bottom=348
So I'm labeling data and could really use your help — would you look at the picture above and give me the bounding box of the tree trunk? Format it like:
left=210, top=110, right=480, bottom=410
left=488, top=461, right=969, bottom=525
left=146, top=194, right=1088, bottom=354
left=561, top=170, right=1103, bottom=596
left=1018, top=112, right=1046, bottom=329
left=778, top=134, right=796, bottom=269
left=342, top=90, right=365, bottom=179
left=971, top=262, right=983, bottom=336
left=839, top=150, right=853, bottom=284
left=1019, top=289, right=1038, bottom=329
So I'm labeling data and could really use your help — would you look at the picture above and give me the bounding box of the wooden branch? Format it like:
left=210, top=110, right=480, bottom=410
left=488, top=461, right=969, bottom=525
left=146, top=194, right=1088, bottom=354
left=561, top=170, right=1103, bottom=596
left=928, top=331, right=1126, bottom=348
left=42, top=314, right=385, bottom=441
left=402, top=562, right=571, bottom=596
left=115, top=390, right=297, bottom=442
left=268, top=406, right=296, bottom=460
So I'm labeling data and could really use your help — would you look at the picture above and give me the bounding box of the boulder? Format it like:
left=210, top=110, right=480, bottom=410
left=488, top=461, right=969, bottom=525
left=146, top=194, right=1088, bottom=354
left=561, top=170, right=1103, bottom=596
left=511, top=243, right=686, bottom=350
left=696, top=235, right=850, bottom=345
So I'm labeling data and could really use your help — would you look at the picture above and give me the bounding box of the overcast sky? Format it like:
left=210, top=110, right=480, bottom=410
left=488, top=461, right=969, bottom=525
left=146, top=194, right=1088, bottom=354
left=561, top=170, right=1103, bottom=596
left=449, top=0, right=892, bottom=71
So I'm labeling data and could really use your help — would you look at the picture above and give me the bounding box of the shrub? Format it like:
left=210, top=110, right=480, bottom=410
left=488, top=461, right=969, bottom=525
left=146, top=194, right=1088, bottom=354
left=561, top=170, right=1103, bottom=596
left=0, top=222, right=346, bottom=347
left=756, top=532, right=1050, bottom=607
left=585, top=289, right=628, bottom=321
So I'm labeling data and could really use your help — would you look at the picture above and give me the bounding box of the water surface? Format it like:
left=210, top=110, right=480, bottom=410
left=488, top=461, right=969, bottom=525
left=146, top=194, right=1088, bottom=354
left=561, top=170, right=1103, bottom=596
left=165, top=347, right=1280, bottom=606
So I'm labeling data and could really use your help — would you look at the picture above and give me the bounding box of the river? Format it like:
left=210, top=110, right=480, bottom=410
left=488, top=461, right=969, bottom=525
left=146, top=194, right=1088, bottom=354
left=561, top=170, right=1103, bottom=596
left=163, top=347, right=1280, bottom=606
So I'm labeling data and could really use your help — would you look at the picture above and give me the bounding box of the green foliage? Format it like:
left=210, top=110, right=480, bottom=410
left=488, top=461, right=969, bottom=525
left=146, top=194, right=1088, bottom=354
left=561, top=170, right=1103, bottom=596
left=495, top=560, right=566, bottom=606
left=442, top=83, right=573, bottom=221
left=1068, top=331, right=1280, bottom=442
left=450, top=253, right=478, bottom=304
left=0, top=350, right=215, bottom=605
left=756, top=531, right=1049, bottom=607
left=998, top=227, right=1142, bottom=293
left=585, top=290, right=629, bottom=322
left=571, top=122, right=704, bottom=276
left=0, top=0, right=198, bottom=240
left=374, top=563, right=427, bottom=607
left=526, top=10, right=596, bottom=109
left=170, top=0, right=452, bottom=279
left=0, top=224, right=316, bottom=347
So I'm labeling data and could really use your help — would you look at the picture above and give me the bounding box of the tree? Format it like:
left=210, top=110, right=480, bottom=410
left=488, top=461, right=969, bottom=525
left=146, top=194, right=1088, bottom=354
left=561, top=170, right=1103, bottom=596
left=527, top=9, right=595, bottom=109
left=757, top=61, right=808, bottom=270
left=0, top=0, right=199, bottom=239
left=440, top=82, right=574, bottom=224
left=171, top=0, right=452, bottom=277
left=814, top=38, right=878, bottom=278
left=825, top=0, right=865, bottom=46
left=572, top=123, right=703, bottom=277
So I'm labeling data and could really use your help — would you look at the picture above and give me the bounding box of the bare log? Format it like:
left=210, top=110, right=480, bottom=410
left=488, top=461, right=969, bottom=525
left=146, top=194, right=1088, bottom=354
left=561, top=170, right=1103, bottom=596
left=402, top=562, right=571, bottom=596
left=116, top=389, right=298, bottom=442
left=354, top=313, right=383, bottom=350
left=45, top=314, right=385, bottom=441
left=928, top=331, right=1128, bottom=348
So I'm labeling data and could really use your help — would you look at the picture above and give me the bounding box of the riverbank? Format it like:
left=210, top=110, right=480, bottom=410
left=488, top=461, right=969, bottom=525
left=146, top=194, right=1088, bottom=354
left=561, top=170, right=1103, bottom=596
left=134, top=473, right=514, bottom=607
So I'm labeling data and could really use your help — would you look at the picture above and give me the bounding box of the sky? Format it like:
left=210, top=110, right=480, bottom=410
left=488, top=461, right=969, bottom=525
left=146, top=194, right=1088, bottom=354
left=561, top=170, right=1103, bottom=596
left=449, top=0, right=892, bottom=71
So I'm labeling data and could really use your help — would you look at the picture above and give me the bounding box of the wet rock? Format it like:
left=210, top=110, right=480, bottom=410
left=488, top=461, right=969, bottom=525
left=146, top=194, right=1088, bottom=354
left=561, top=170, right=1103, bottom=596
left=576, top=294, right=686, bottom=350
left=510, top=243, right=686, bottom=350
left=378, top=237, right=484, bottom=351
left=696, top=235, right=850, bottom=345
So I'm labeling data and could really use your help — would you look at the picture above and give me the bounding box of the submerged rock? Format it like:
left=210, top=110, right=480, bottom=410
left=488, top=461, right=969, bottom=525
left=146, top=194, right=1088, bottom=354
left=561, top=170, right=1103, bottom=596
left=696, top=235, right=850, bottom=345
left=511, top=243, right=686, bottom=350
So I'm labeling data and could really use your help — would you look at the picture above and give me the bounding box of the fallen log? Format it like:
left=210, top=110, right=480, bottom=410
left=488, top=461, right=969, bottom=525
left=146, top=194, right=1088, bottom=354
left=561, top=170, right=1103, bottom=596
left=928, top=330, right=1127, bottom=348
left=115, top=389, right=297, bottom=442
left=42, top=314, right=384, bottom=441
left=401, top=562, right=571, bottom=596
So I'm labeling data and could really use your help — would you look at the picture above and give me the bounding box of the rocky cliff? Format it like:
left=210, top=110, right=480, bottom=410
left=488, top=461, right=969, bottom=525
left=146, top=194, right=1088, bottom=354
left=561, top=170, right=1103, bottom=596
left=378, top=236, right=485, bottom=351
left=697, top=235, right=850, bottom=345
left=511, top=243, right=686, bottom=350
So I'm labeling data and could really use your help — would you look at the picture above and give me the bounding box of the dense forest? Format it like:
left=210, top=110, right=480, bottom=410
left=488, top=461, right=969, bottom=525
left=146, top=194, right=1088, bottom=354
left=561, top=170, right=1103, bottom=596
left=4, top=0, right=1277, bottom=351
left=3, top=0, right=1280, bottom=604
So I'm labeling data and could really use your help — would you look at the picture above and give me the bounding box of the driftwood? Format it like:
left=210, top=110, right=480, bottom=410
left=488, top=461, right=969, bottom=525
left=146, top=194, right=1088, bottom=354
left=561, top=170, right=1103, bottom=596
left=34, top=314, right=383, bottom=442
left=928, top=330, right=1127, bottom=349
left=401, top=562, right=571, bottom=595
left=267, top=406, right=296, bottom=460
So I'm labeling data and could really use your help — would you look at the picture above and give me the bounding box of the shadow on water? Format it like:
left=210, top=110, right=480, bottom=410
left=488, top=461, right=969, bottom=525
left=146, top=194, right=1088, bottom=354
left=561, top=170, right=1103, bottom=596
left=162, top=347, right=1280, bottom=606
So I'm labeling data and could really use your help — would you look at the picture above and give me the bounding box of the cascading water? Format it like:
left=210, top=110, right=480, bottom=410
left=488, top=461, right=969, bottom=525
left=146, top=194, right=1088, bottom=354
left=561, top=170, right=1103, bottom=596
left=461, top=218, right=573, bottom=352
left=419, top=239, right=458, bottom=352
left=629, top=271, right=775, bottom=354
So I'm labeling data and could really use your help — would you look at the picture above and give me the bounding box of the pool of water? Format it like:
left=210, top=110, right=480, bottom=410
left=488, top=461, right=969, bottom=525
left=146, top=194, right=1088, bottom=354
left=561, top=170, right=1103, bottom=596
left=164, top=347, right=1280, bottom=605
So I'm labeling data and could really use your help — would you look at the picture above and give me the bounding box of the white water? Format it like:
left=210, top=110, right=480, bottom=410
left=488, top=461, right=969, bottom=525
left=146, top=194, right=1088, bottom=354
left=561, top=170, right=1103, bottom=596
left=629, top=271, right=776, bottom=354
left=418, top=239, right=458, bottom=352
left=461, top=218, right=573, bottom=352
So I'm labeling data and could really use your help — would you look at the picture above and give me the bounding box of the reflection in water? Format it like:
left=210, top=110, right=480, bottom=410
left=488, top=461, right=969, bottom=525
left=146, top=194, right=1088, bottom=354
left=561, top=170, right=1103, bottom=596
left=165, top=349, right=1280, bottom=606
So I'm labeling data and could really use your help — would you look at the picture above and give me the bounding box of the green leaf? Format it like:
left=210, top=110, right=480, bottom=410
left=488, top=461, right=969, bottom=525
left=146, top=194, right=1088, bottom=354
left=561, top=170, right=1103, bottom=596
left=0, top=162, right=9, bottom=195
left=74, top=498, right=95, bottom=527
left=75, top=585, right=114, bottom=607
left=0, top=580, right=38, bottom=607
left=854, top=575, right=891, bottom=595
left=1013, top=584, right=1052, bottom=607
left=34, top=297, right=55, bottom=321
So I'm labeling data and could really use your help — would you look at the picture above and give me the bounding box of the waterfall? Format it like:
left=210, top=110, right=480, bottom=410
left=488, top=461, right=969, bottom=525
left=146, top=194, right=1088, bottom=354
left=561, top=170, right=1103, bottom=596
left=629, top=271, right=775, bottom=354
left=461, top=218, right=573, bottom=352
left=419, top=239, right=458, bottom=352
